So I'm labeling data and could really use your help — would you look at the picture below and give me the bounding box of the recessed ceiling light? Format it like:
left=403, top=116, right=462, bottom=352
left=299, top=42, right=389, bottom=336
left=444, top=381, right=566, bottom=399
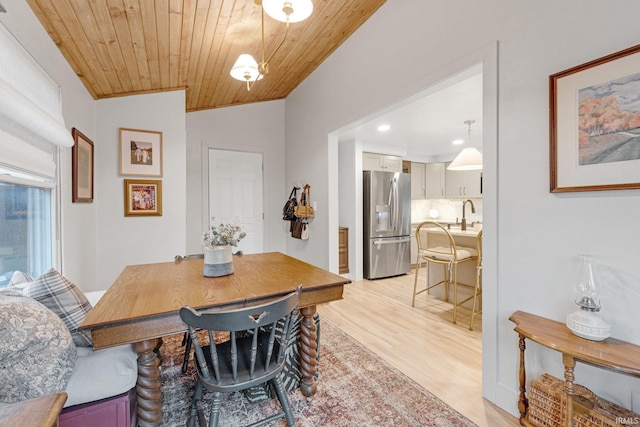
left=377, top=124, right=390, bottom=132
left=452, top=139, right=464, bottom=145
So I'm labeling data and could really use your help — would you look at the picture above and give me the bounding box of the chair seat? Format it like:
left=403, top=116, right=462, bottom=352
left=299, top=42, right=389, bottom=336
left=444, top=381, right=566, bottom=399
left=419, top=245, right=478, bottom=261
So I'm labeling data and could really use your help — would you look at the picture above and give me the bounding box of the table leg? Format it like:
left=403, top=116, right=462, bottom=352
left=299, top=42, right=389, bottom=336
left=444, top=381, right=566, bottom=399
left=563, top=354, right=576, bottom=427
left=299, top=305, right=318, bottom=398
left=134, top=339, right=163, bottom=427
left=517, top=334, right=528, bottom=426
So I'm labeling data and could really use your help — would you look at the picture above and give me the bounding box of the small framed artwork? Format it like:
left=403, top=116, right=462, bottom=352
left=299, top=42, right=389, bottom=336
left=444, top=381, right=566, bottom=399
left=123, top=179, right=162, bottom=216
left=71, top=128, right=94, bottom=202
left=550, top=43, right=640, bottom=192
left=119, top=128, right=163, bottom=177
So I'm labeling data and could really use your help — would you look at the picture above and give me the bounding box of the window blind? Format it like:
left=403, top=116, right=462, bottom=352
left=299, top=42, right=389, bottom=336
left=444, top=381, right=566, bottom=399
left=0, top=22, right=73, bottom=149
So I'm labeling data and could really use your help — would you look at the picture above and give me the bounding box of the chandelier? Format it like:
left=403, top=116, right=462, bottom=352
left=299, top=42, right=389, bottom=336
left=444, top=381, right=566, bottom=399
left=230, top=0, right=313, bottom=91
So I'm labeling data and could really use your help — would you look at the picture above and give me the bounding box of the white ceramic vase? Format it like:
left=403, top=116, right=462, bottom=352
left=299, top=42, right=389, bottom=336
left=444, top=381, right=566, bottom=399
left=203, top=245, right=234, bottom=277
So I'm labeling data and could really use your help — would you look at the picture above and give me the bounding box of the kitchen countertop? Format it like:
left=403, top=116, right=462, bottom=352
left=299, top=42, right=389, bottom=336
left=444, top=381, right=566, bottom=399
left=442, top=227, right=481, bottom=238
left=411, top=221, right=481, bottom=238
left=411, top=219, right=458, bottom=226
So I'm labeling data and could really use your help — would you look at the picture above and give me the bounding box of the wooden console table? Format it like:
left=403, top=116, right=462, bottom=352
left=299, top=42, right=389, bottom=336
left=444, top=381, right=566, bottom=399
left=509, top=311, right=640, bottom=427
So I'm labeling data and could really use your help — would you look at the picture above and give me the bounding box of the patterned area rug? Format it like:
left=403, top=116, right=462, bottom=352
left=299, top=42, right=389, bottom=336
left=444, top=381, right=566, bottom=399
left=158, top=319, right=477, bottom=426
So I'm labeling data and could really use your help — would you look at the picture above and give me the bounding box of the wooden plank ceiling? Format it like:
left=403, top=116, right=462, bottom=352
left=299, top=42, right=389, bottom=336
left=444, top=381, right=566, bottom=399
left=25, top=0, right=386, bottom=112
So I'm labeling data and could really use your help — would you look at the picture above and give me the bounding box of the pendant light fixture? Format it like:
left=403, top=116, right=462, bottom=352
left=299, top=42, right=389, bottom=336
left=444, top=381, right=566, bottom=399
left=230, top=0, right=313, bottom=91
left=447, top=120, right=483, bottom=171
left=262, top=0, right=313, bottom=23
left=229, top=54, right=263, bottom=88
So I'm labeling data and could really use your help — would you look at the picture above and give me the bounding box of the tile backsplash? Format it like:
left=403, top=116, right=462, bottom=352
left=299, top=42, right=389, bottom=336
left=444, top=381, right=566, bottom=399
left=411, top=198, right=482, bottom=225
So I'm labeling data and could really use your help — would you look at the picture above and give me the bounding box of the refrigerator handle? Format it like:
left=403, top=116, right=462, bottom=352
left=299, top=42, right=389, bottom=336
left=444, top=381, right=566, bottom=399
left=372, top=236, right=411, bottom=244
left=389, top=175, right=399, bottom=232
left=387, top=177, right=394, bottom=230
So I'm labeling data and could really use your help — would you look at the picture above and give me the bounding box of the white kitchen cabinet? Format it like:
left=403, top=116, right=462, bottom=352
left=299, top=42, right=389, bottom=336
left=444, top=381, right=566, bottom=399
left=362, top=152, right=403, bottom=172
left=410, top=162, right=426, bottom=199
left=445, top=165, right=482, bottom=198
left=425, top=162, right=446, bottom=199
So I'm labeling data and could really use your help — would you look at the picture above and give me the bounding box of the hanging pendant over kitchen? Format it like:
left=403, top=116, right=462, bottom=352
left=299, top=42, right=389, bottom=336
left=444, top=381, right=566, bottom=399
left=448, top=120, right=483, bottom=171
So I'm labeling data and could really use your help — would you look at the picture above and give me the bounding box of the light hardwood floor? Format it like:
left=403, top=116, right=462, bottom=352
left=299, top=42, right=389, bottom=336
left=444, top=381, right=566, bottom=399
left=316, top=268, right=519, bottom=427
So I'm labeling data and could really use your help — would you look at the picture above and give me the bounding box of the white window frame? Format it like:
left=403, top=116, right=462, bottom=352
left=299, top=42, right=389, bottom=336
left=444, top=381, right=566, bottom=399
left=0, top=147, right=60, bottom=277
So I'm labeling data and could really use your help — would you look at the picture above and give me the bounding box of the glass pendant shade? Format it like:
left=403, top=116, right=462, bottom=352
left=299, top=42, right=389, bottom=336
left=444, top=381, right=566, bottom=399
left=262, top=0, right=313, bottom=23
left=230, top=54, right=262, bottom=82
left=447, top=147, right=483, bottom=170
left=566, top=254, right=610, bottom=341
left=574, top=254, right=601, bottom=310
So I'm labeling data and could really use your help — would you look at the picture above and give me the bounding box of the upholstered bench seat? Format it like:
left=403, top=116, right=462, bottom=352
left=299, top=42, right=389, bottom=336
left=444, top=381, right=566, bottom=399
left=61, top=292, right=137, bottom=407
left=1, top=273, right=138, bottom=427
left=59, top=290, right=138, bottom=426
left=63, top=339, right=137, bottom=407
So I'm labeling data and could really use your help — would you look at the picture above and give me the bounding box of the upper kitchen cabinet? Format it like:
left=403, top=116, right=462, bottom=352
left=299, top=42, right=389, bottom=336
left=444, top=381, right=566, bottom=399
left=425, top=162, right=446, bottom=199
left=445, top=165, right=482, bottom=198
left=362, top=152, right=403, bottom=172
left=410, top=162, right=426, bottom=199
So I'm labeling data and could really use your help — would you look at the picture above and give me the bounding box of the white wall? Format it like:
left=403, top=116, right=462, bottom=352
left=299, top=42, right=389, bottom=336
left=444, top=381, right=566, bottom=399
left=185, top=101, right=287, bottom=255
left=93, top=91, right=187, bottom=291
left=285, top=0, right=640, bottom=417
left=337, top=139, right=361, bottom=279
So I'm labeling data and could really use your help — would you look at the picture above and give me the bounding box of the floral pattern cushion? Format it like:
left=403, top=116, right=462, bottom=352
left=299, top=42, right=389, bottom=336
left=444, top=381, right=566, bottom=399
left=0, top=288, right=77, bottom=403
left=18, top=269, right=93, bottom=347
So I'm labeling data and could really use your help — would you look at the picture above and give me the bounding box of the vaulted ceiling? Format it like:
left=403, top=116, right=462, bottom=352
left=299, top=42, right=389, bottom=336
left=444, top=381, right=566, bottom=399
left=25, top=0, right=386, bottom=112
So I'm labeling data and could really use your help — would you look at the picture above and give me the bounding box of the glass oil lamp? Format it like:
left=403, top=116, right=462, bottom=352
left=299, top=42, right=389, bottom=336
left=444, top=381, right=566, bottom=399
left=565, top=254, right=611, bottom=341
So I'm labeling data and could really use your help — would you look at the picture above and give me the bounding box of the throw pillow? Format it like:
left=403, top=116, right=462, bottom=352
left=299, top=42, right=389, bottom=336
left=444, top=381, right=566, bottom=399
left=7, top=270, right=34, bottom=292
left=21, top=268, right=93, bottom=347
left=0, top=288, right=77, bottom=403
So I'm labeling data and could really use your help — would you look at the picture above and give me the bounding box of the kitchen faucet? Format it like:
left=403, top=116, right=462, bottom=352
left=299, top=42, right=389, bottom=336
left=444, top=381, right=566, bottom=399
left=461, top=199, right=475, bottom=231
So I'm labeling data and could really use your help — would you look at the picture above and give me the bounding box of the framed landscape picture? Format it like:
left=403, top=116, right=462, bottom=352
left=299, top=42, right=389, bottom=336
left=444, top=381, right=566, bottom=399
left=124, top=179, right=162, bottom=216
left=71, top=127, right=94, bottom=202
left=550, top=43, right=640, bottom=192
left=120, top=128, right=163, bottom=177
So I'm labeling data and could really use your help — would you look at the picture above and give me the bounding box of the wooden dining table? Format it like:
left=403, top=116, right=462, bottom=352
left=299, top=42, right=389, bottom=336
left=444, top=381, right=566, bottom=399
left=79, top=251, right=350, bottom=427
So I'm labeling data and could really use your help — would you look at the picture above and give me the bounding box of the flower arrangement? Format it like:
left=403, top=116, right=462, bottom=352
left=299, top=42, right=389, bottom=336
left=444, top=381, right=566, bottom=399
left=202, top=217, right=246, bottom=247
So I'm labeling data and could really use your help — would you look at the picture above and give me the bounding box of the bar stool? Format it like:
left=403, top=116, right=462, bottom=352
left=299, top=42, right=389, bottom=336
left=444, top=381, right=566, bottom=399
left=412, top=221, right=478, bottom=325
left=470, top=230, right=483, bottom=330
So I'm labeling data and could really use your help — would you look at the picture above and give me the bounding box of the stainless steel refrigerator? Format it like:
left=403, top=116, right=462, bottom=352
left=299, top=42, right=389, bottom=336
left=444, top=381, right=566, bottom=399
left=363, top=170, right=411, bottom=279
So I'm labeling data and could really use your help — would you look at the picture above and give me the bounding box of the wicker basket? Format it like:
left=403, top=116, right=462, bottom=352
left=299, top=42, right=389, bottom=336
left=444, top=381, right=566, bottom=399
left=528, top=374, right=639, bottom=427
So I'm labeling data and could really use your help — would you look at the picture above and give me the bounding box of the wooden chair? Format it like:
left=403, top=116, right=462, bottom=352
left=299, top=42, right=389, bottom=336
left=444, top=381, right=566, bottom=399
left=175, top=254, right=204, bottom=373
left=179, top=285, right=301, bottom=427
left=412, top=221, right=478, bottom=325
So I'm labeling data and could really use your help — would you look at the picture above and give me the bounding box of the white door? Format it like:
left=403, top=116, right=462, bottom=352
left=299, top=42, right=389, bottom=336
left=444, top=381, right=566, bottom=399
left=208, top=149, right=263, bottom=254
